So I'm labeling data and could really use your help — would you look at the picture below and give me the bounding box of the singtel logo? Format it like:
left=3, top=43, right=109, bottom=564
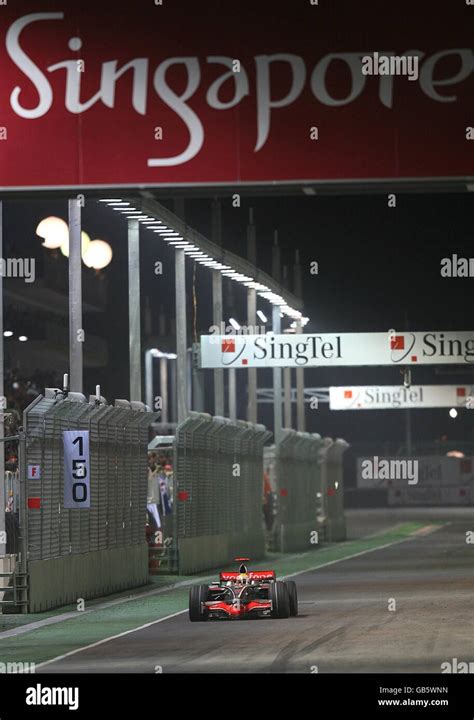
left=3, top=13, right=473, bottom=167
left=221, top=335, right=343, bottom=366
left=346, top=387, right=424, bottom=408
left=219, top=332, right=474, bottom=366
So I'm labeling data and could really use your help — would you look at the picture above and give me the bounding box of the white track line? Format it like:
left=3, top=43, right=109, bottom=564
left=35, top=610, right=187, bottom=670
left=37, top=526, right=438, bottom=670
left=280, top=534, right=418, bottom=580
left=5, top=526, right=429, bottom=640
left=1, top=552, right=323, bottom=640
left=0, top=576, right=216, bottom=640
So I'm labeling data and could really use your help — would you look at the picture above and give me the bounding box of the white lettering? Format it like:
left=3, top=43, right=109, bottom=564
left=255, top=54, right=306, bottom=151
left=7, top=13, right=63, bottom=119
left=148, top=57, right=203, bottom=166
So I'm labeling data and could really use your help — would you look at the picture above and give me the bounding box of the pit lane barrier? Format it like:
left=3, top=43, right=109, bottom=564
left=152, top=412, right=271, bottom=575
left=266, top=431, right=348, bottom=552
left=174, top=412, right=272, bottom=574
left=0, top=388, right=158, bottom=613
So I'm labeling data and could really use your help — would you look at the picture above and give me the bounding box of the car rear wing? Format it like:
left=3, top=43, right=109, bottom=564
left=219, top=571, right=276, bottom=582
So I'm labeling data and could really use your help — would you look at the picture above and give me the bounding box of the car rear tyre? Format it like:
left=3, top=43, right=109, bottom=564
left=287, top=580, right=298, bottom=616
left=270, top=581, right=290, bottom=619
left=189, top=584, right=209, bottom=622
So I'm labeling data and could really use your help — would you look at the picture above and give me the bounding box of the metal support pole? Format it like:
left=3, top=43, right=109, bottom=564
left=145, top=349, right=153, bottom=410
left=192, top=365, right=205, bottom=413
left=283, top=367, right=292, bottom=429
left=272, top=305, right=283, bottom=443
left=247, top=288, right=257, bottom=423
left=170, top=359, right=177, bottom=424
left=173, top=194, right=185, bottom=423
left=212, top=269, right=224, bottom=416
left=175, top=248, right=187, bottom=425
left=68, top=199, right=83, bottom=393
left=247, top=209, right=258, bottom=423
left=0, top=202, right=4, bottom=556
left=403, top=366, right=412, bottom=456
left=212, top=200, right=224, bottom=418
left=159, top=356, right=168, bottom=426
left=18, top=428, right=27, bottom=612
left=296, top=318, right=305, bottom=431
left=128, top=218, right=141, bottom=401
left=229, top=368, right=237, bottom=421
left=186, top=348, right=193, bottom=413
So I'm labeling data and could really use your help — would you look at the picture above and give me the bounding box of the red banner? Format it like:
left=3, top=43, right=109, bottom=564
left=0, top=0, right=472, bottom=189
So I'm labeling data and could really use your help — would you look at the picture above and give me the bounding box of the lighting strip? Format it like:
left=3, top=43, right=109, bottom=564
left=102, top=197, right=306, bottom=324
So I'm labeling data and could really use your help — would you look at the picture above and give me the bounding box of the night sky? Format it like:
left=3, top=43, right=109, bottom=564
left=3, top=190, right=473, bottom=449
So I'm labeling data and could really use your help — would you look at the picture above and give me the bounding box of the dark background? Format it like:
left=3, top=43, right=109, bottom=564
left=3, top=190, right=473, bottom=446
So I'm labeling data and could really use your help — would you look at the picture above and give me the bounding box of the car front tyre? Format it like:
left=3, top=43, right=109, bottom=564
left=189, top=584, right=209, bottom=622
left=270, top=581, right=290, bottom=619
left=287, top=580, right=298, bottom=616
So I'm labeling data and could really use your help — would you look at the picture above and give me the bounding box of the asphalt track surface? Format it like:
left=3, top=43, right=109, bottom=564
left=42, top=514, right=474, bottom=673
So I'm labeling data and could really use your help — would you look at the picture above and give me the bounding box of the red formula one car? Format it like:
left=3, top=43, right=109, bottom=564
left=189, top=558, right=298, bottom=621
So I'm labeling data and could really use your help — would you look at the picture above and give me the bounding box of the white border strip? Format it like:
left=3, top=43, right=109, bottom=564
left=0, top=176, right=471, bottom=192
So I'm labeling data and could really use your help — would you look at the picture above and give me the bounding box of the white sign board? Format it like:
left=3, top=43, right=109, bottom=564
left=27, top=464, right=41, bottom=480
left=200, top=331, right=474, bottom=368
left=330, top=385, right=473, bottom=410
left=357, top=456, right=474, bottom=489
left=388, top=486, right=471, bottom=506
left=63, top=430, right=90, bottom=509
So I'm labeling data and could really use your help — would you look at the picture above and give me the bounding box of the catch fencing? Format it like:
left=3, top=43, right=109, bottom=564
left=5, top=389, right=157, bottom=612
left=269, top=431, right=348, bottom=552
left=173, top=412, right=271, bottom=574
left=322, top=438, right=349, bottom=541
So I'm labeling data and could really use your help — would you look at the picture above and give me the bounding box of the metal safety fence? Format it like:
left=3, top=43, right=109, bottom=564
left=172, top=412, right=271, bottom=574
left=322, top=438, right=349, bottom=541
left=268, top=431, right=348, bottom=552
left=1, top=388, right=157, bottom=612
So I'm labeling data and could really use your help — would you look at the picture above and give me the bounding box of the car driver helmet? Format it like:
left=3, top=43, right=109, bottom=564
left=237, top=564, right=249, bottom=584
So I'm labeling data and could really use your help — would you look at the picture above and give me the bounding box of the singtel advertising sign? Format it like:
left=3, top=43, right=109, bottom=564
left=200, top=332, right=474, bottom=369
left=0, top=0, right=471, bottom=188
left=330, top=385, right=473, bottom=410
